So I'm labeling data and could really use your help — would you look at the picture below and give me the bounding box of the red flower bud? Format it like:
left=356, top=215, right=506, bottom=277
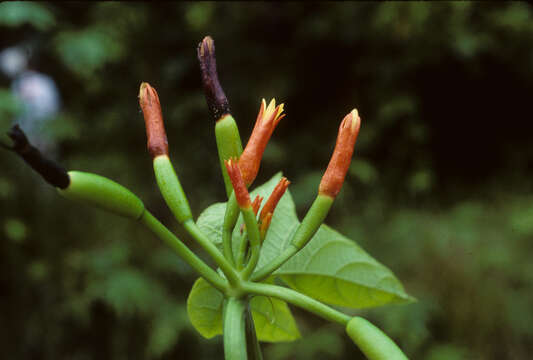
left=225, top=159, right=251, bottom=208
left=319, top=109, right=361, bottom=198
left=238, top=99, right=285, bottom=186
left=139, top=82, right=169, bottom=159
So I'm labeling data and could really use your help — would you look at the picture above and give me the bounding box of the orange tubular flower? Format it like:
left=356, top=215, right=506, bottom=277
left=139, top=82, right=169, bottom=159
left=259, top=177, right=290, bottom=237
left=225, top=159, right=251, bottom=208
left=238, top=99, right=285, bottom=186
left=318, top=109, right=361, bottom=198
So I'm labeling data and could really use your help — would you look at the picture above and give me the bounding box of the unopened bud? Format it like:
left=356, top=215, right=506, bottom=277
left=139, top=82, right=169, bottom=159
left=318, top=109, right=361, bottom=198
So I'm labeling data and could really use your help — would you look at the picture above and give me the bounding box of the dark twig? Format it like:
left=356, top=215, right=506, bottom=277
left=3, top=125, right=70, bottom=189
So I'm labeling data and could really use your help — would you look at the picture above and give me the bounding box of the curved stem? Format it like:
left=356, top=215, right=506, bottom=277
left=242, top=281, right=351, bottom=326
left=236, top=230, right=249, bottom=270
left=183, top=219, right=241, bottom=286
left=223, top=297, right=248, bottom=360
left=140, top=211, right=227, bottom=291
left=240, top=208, right=261, bottom=280
left=251, top=195, right=333, bottom=282
left=223, top=193, right=239, bottom=266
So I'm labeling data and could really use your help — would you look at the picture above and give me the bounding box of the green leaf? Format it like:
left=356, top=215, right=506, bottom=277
left=250, top=295, right=301, bottom=342
left=187, top=277, right=300, bottom=342
left=196, top=173, right=413, bottom=309
left=277, top=225, right=414, bottom=308
left=196, top=202, right=226, bottom=246
left=186, top=277, right=224, bottom=339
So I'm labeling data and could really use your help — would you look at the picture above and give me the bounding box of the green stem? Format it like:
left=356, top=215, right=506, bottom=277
left=183, top=219, right=241, bottom=286
left=245, top=303, right=263, bottom=360
left=140, top=211, right=226, bottom=291
left=236, top=230, right=249, bottom=270
left=240, top=208, right=261, bottom=280
left=242, top=281, right=350, bottom=326
left=223, top=297, right=248, bottom=360
left=151, top=155, right=240, bottom=286
left=223, top=193, right=240, bottom=266
left=251, top=195, right=333, bottom=282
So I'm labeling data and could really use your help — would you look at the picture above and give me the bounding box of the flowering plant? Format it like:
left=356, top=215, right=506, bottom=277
left=3, top=36, right=413, bottom=360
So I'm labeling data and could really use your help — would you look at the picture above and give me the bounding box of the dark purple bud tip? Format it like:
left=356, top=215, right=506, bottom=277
left=197, top=36, right=231, bottom=122
left=3, top=125, right=70, bottom=189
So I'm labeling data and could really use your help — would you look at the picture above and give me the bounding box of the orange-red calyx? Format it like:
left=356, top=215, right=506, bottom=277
left=252, top=195, right=263, bottom=216
left=225, top=159, right=252, bottom=208
left=318, top=109, right=361, bottom=198
left=238, top=99, right=285, bottom=186
left=139, top=82, right=169, bottom=159
left=258, top=177, right=290, bottom=238
left=260, top=177, right=290, bottom=222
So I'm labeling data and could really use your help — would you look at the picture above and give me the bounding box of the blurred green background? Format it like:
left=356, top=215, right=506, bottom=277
left=1, top=2, right=532, bottom=359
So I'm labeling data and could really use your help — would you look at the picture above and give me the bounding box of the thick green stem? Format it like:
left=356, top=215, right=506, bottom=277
left=152, top=155, right=240, bottom=286
left=251, top=195, right=333, bottom=281
left=223, top=297, right=248, bottom=360
left=245, top=303, right=263, bottom=360
left=236, top=230, right=249, bottom=270
left=223, top=193, right=240, bottom=265
left=183, top=219, right=241, bottom=286
left=240, top=208, right=261, bottom=280
left=242, top=281, right=350, bottom=326
left=140, top=211, right=226, bottom=291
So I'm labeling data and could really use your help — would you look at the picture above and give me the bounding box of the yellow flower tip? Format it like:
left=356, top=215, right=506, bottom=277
left=350, top=108, right=361, bottom=133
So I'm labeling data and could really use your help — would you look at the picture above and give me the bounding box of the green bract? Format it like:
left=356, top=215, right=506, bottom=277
left=346, top=317, right=408, bottom=360
left=58, top=171, right=144, bottom=219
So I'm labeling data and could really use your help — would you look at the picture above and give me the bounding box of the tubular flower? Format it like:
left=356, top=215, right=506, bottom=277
left=238, top=99, right=285, bottom=186
left=139, top=82, right=169, bottom=159
left=318, top=109, right=361, bottom=198
left=259, top=177, right=290, bottom=238
left=225, top=159, right=251, bottom=208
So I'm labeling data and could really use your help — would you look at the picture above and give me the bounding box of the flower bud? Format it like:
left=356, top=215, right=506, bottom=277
left=318, top=109, right=361, bottom=198
left=225, top=159, right=251, bottom=208
left=238, top=99, right=285, bottom=186
left=139, top=82, right=169, bottom=159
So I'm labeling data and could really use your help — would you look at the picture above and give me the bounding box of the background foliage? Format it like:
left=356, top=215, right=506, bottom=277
left=1, top=2, right=532, bottom=359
